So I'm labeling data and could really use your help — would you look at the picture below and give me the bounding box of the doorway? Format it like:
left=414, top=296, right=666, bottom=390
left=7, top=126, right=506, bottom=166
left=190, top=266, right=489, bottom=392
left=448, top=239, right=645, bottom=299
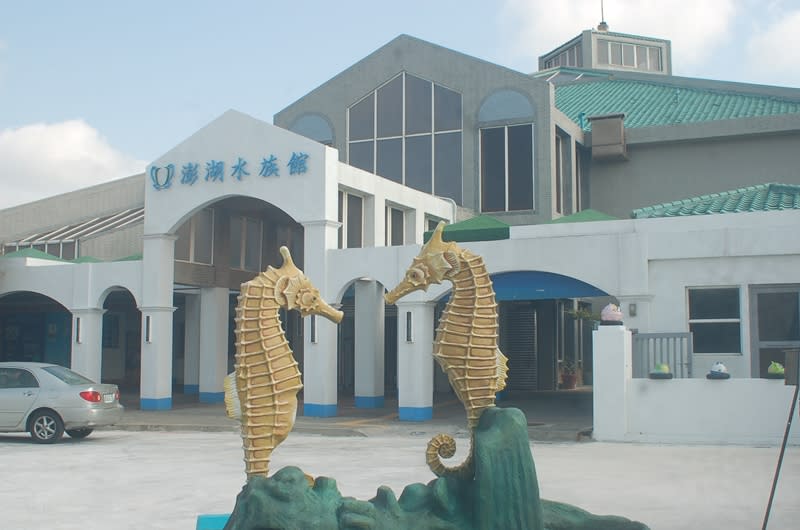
left=750, top=285, right=800, bottom=377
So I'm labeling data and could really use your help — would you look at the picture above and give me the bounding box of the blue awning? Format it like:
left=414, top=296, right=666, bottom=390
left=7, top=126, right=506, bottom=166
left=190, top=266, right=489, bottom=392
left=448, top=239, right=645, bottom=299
left=491, top=271, right=607, bottom=301
left=436, top=271, right=607, bottom=302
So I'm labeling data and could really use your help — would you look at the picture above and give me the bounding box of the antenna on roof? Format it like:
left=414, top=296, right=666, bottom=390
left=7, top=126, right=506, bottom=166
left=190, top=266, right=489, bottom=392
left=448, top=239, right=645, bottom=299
left=597, top=0, right=609, bottom=32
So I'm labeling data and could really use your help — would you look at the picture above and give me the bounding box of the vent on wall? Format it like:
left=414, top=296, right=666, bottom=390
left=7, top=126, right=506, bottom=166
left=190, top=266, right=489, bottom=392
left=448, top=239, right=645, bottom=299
left=588, top=113, right=628, bottom=160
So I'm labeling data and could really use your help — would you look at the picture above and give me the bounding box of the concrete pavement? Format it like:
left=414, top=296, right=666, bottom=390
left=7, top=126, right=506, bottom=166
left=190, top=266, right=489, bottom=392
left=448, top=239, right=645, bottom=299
left=1, top=428, right=798, bottom=530
left=3, top=390, right=796, bottom=529
left=114, top=389, right=596, bottom=441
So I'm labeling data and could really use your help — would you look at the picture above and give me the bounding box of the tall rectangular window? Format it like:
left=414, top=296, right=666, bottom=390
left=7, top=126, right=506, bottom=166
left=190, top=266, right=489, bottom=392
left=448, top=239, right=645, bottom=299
left=176, top=208, right=214, bottom=265
left=555, top=135, right=562, bottom=214
left=480, top=127, right=506, bottom=212
left=386, top=206, right=405, bottom=246
left=229, top=216, right=243, bottom=268
left=688, top=288, right=741, bottom=354
left=339, top=191, right=364, bottom=249
left=174, top=222, right=191, bottom=261
left=434, top=132, right=462, bottom=203
left=507, top=125, right=534, bottom=211
left=244, top=218, right=261, bottom=271
left=338, top=191, right=344, bottom=249
left=193, top=209, right=214, bottom=265
left=480, top=124, right=534, bottom=212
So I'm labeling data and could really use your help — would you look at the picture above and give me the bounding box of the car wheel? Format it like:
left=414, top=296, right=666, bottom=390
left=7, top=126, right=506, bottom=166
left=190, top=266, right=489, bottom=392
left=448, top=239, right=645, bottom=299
left=66, top=428, right=93, bottom=439
left=29, top=410, right=64, bottom=444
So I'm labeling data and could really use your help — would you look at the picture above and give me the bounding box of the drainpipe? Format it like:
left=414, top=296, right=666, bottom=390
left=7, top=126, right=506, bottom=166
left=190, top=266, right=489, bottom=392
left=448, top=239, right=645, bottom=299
left=435, top=196, right=458, bottom=223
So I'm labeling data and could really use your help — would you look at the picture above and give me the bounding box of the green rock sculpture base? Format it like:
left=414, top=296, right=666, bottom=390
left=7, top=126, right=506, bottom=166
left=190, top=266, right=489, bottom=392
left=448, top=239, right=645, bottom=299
left=223, top=407, right=649, bottom=530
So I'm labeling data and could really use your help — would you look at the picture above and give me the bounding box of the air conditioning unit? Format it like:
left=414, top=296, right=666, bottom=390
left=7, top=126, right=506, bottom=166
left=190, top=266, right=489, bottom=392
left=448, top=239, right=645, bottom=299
left=588, top=113, right=628, bottom=160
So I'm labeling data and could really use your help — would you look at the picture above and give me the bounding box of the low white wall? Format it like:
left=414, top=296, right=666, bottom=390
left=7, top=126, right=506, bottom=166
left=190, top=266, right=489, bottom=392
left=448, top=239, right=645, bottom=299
left=626, top=378, right=799, bottom=445
left=594, top=325, right=800, bottom=445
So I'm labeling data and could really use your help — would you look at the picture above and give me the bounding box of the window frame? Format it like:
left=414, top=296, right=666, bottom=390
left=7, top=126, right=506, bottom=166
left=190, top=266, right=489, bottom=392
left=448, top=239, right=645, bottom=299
left=596, top=38, right=664, bottom=72
left=229, top=214, right=263, bottom=272
left=175, top=208, right=215, bottom=266
left=385, top=205, right=405, bottom=247
left=338, top=190, right=364, bottom=249
left=346, top=72, right=463, bottom=202
left=479, top=123, right=535, bottom=213
left=687, top=286, right=743, bottom=355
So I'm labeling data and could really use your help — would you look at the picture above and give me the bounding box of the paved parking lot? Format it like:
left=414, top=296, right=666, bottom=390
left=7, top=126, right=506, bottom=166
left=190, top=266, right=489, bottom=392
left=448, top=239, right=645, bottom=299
left=1, top=429, right=799, bottom=530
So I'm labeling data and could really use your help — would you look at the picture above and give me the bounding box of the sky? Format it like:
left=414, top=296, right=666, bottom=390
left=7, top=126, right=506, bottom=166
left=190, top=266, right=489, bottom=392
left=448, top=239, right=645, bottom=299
left=1, top=0, right=798, bottom=209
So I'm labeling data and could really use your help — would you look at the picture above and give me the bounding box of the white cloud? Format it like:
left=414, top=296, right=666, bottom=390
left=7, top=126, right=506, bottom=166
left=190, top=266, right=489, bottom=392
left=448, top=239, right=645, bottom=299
left=500, top=0, right=740, bottom=71
left=743, top=7, right=800, bottom=87
left=0, top=120, right=145, bottom=210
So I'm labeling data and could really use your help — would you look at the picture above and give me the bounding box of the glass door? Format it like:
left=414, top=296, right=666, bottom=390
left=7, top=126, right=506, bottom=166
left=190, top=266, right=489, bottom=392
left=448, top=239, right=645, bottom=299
left=751, top=286, right=800, bottom=377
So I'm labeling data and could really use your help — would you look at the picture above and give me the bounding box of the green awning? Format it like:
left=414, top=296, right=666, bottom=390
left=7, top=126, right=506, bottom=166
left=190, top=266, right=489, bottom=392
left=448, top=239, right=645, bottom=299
left=0, top=248, right=65, bottom=261
left=423, top=215, right=510, bottom=243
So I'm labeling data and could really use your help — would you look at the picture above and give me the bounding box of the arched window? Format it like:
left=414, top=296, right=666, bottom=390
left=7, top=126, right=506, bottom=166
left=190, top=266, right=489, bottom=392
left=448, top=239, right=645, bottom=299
left=478, top=90, right=535, bottom=212
left=290, top=114, right=334, bottom=146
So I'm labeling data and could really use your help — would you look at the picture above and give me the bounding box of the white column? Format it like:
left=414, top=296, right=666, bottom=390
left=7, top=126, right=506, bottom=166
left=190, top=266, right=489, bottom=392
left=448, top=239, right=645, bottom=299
left=354, top=279, right=385, bottom=407
left=70, top=308, right=104, bottom=383
left=396, top=300, right=435, bottom=421
left=301, top=220, right=340, bottom=417
left=592, top=324, right=632, bottom=441
left=140, top=234, right=176, bottom=410
left=183, top=294, right=200, bottom=394
left=199, top=287, right=229, bottom=402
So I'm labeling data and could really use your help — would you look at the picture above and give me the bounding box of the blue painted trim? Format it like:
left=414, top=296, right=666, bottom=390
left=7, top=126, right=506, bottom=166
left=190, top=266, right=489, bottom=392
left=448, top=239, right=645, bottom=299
left=184, top=384, right=199, bottom=394
left=140, top=397, right=172, bottom=410
left=496, top=390, right=508, bottom=401
left=303, top=403, right=337, bottom=417
left=196, top=514, right=230, bottom=530
left=355, top=396, right=385, bottom=408
left=199, top=392, right=224, bottom=403
left=399, top=406, right=433, bottom=421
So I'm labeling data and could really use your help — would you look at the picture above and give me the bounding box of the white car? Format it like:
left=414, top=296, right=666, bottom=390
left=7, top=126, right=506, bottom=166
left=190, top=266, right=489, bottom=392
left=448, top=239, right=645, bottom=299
left=0, top=362, right=124, bottom=443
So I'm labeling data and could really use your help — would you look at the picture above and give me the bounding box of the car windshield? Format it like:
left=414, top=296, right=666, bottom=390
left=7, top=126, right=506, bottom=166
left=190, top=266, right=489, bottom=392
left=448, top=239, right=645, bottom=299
left=42, top=365, right=95, bottom=385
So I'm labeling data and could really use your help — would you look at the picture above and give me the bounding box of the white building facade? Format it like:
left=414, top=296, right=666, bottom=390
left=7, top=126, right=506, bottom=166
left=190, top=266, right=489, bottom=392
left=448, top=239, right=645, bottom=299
left=1, top=30, right=799, bottom=443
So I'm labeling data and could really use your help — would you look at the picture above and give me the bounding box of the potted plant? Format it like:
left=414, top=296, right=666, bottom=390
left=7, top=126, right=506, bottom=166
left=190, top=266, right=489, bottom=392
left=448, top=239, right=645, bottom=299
left=560, top=359, right=578, bottom=390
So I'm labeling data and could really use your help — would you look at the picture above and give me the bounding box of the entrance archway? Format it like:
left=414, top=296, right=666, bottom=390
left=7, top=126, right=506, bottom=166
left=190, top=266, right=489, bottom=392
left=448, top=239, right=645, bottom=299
left=100, top=289, right=141, bottom=389
left=0, top=292, right=71, bottom=365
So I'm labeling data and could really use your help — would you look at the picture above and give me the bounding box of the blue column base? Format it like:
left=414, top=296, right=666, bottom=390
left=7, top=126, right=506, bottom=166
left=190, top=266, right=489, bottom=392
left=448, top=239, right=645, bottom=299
left=355, top=395, right=385, bottom=408
left=303, top=403, right=337, bottom=417
left=399, top=406, right=433, bottom=421
left=196, top=514, right=230, bottom=530
left=140, top=397, right=172, bottom=410
left=184, top=384, right=199, bottom=394
left=199, top=391, right=225, bottom=403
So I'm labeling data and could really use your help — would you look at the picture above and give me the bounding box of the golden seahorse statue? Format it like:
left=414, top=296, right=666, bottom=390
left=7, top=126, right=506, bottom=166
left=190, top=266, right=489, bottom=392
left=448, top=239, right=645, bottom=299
left=224, top=246, right=343, bottom=480
left=385, top=221, right=508, bottom=479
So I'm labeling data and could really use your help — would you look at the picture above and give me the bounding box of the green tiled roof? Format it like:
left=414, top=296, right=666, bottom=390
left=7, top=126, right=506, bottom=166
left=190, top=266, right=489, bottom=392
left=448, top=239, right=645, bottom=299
left=631, top=183, right=800, bottom=219
left=556, top=79, right=800, bottom=130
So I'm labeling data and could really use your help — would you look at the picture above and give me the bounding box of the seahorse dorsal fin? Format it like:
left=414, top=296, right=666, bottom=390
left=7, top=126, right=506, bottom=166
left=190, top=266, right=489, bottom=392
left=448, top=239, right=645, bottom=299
left=495, top=349, right=509, bottom=392
left=280, top=246, right=295, bottom=268
left=430, top=221, right=446, bottom=245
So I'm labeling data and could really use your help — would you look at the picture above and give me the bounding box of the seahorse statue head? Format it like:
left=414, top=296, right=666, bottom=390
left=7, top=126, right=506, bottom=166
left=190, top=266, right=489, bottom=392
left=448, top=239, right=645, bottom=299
left=272, top=246, right=344, bottom=323
left=385, top=222, right=460, bottom=304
